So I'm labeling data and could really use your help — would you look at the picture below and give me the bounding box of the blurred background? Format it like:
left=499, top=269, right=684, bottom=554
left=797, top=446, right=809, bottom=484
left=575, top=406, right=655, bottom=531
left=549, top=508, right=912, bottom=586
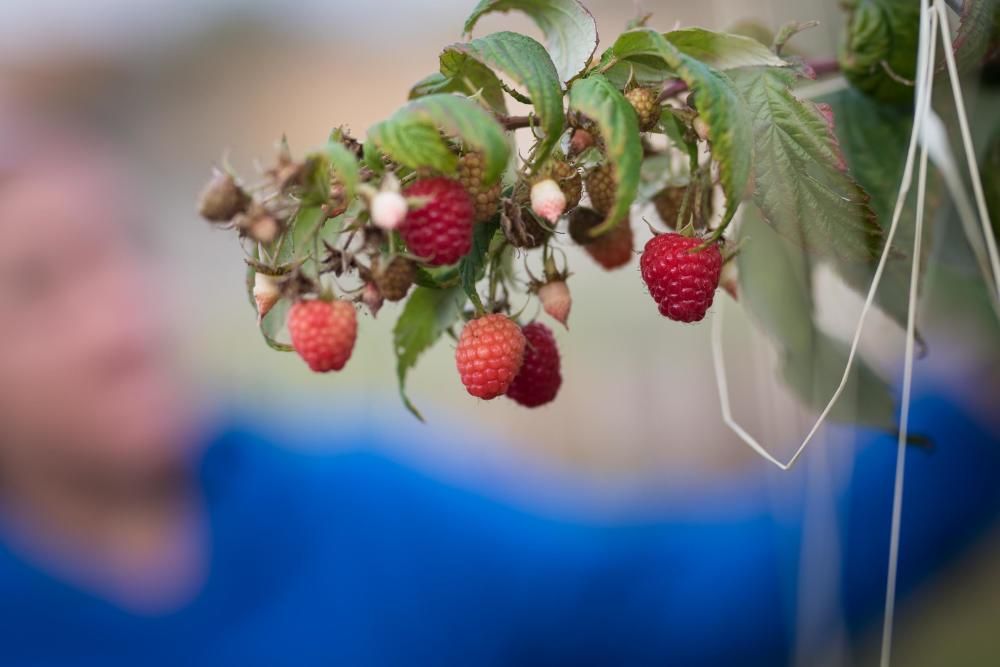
left=1, top=0, right=997, bottom=664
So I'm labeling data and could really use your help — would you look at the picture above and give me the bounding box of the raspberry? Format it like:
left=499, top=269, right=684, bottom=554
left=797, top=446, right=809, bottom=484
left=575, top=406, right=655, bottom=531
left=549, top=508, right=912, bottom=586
left=568, top=207, right=634, bottom=270
left=568, top=128, right=594, bottom=156
left=373, top=255, right=416, bottom=302
left=585, top=163, right=615, bottom=216
left=625, top=87, right=661, bottom=132
left=457, top=152, right=502, bottom=222
left=652, top=186, right=687, bottom=229
left=252, top=272, right=280, bottom=323
left=361, top=282, right=384, bottom=318
left=400, top=177, right=475, bottom=266
left=537, top=280, right=571, bottom=328
left=370, top=190, right=408, bottom=230
left=640, top=233, right=723, bottom=323
left=530, top=179, right=566, bottom=223
left=506, top=322, right=562, bottom=408
left=541, top=158, right=582, bottom=210
left=287, top=299, right=358, bottom=372
left=198, top=169, right=249, bottom=222
left=455, top=314, right=526, bottom=400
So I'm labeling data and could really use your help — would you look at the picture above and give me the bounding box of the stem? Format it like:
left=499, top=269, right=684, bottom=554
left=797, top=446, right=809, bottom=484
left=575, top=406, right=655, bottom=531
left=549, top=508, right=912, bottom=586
left=500, top=114, right=535, bottom=130
left=810, top=57, right=840, bottom=77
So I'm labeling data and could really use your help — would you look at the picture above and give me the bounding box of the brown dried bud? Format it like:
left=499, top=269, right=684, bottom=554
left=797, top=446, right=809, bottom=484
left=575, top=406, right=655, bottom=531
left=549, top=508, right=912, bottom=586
left=500, top=199, right=552, bottom=249
left=198, top=169, right=249, bottom=222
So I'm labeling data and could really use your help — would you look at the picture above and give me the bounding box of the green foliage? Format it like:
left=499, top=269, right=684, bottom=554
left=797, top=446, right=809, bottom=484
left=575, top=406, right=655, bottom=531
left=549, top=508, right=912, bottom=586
left=464, top=0, right=598, bottom=84
left=738, top=207, right=897, bottom=430
left=730, top=66, right=881, bottom=262
left=819, top=87, right=925, bottom=332
left=393, top=286, right=468, bottom=420
left=839, top=0, right=920, bottom=105
left=409, top=62, right=508, bottom=115
left=664, top=28, right=788, bottom=70
left=459, top=219, right=502, bottom=311
left=316, top=138, right=360, bottom=202
left=367, top=94, right=510, bottom=182
left=567, top=75, right=642, bottom=233
left=445, top=32, right=564, bottom=168
left=604, top=28, right=752, bottom=225
left=202, top=0, right=985, bottom=429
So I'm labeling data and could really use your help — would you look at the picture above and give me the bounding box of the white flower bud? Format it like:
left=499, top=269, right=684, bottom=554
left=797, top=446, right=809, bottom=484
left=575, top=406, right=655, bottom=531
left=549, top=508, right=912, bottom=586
left=530, top=178, right=567, bottom=223
left=370, top=190, right=408, bottom=230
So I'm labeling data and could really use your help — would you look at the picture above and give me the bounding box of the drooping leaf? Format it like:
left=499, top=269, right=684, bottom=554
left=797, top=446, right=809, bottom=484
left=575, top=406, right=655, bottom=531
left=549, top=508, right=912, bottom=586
left=738, top=206, right=896, bottom=430
left=664, top=28, right=788, bottom=70
left=445, top=32, right=564, bottom=168
left=410, top=56, right=508, bottom=115
left=367, top=94, right=510, bottom=182
left=393, top=286, right=467, bottom=420
left=603, top=29, right=752, bottom=225
left=729, top=66, right=881, bottom=262
left=458, top=218, right=501, bottom=311
left=463, top=0, right=598, bottom=84
left=600, top=28, right=786, bottom=88
left=838, top=0, right=920, bottom=105
left=567, top=75, right=643, bottom=234
left=818, top=86, right=927, bottom=332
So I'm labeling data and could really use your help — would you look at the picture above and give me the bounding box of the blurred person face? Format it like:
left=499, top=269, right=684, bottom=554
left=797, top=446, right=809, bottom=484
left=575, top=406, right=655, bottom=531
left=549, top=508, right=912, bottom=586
left=0, top=138, right=187, bottom=488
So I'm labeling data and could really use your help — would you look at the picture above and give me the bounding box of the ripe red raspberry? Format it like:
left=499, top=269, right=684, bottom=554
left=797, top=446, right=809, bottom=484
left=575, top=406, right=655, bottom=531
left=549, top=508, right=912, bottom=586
left=506, top=322, right=562, bottom=408
left=455, top=314, right=526, bottom=400
left=640, top=233, right=723, bottom=323
left=287, top=299, right=358, bottom=372
left=400, top=177, right=475, bottom=266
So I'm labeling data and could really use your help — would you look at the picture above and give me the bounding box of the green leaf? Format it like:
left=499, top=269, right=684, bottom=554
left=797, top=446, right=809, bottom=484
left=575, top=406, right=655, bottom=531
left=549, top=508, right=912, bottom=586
left=446, top=32, right=564, bottom=168
left=464, top=0, right=598, bottom=84
left=838, top=0, right=919, bottom=105
left=568, top=75, right=643, bottom=234
left=818, top=86, right=926, bottom=332
left=604, top=29, right=752, bottom=225
left=289, top=205, right=328, bottom=264
left=738, top=206, right=896, bottom=430
left=317, top=139, right=360, bottom=202
left=367, top=94, right=510, bottom=182
left=458, top=218, right=501, bottom=311
left=954, top=0, right=1000, bottom=72
left=729, top=66, right=881, bottom=263
left=664, top=28, right=788, bottom=70
left=393, top=286, right=467, bottom=420
left=600, top=28, right=785, bottom=88
left=410, top=55, right=508, bottom=115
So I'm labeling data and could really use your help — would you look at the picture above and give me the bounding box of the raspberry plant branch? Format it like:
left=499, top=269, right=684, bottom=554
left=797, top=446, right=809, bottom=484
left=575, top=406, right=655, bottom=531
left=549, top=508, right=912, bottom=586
left=197, top=0, right=996, bottom=438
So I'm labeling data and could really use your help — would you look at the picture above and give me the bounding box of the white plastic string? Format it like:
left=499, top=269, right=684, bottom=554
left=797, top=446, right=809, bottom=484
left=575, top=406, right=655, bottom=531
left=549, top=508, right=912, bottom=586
left=880, top=8, right=937, bottom=660
left=710, top=0, right=939, bottom=471
left=934, top=0, right=1000, bottom=303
